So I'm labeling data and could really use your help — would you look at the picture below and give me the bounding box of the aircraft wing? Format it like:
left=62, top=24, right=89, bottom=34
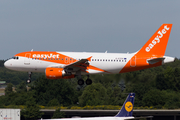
left=64, top=56, right=92, bottom=72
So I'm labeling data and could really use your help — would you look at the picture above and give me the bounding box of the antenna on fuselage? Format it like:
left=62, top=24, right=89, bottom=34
left=31, top=49, right=33, bottom=52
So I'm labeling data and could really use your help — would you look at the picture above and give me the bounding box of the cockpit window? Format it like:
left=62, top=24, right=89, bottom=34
left=12, top=56, right=19, bottom=60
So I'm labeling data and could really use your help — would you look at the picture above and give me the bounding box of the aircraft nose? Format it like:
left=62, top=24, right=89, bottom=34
left=4, top=60, right=12, bottom=69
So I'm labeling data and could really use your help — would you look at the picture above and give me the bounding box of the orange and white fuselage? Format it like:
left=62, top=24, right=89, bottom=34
left=4, top=51, right=174, bottom=73
left=5, top=51, right=133, bottom=73
left=4, top=24, right=175, bottom=82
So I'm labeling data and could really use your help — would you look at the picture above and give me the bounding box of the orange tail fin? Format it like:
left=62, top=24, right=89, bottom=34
left=120, top=24, right=173, bottom=73
left=137, top=24, right=172, bottom=56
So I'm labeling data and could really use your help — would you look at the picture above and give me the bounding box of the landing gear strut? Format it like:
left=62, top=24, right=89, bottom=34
left=27, top=72, right=32, bottom=83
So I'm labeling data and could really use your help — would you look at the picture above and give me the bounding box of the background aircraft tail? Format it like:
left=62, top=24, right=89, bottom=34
left=115, top=93, right=135, bottom=117
left=136, top=24, right=172, bottom=57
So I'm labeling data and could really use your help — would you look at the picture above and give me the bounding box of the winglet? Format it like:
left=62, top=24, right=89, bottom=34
left=87, top=56, right=92, bottom=61
left=115, top=93, right=135, bottom=117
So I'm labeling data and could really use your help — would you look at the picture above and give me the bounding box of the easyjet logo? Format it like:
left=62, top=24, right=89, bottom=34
left=145, top=25, right=170, bottom=52
left=32, top=54, right=59, bottom=58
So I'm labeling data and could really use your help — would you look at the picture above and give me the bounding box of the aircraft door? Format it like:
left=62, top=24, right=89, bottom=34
left=24, top=53, right=31, bottom=65
left=130, top=56, right=136, bottom=67
left=65, top=57, right=69, bottom=64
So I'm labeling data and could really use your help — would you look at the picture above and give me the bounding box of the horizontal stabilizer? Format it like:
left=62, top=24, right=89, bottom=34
left=147, top=57, right=165, bottom=64
left=124, top=116, right=153, bottom=120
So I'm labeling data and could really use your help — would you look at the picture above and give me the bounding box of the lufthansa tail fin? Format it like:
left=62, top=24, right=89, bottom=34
left=115, top=93, right=135, bottom=117
left=137, top=24, right=172, bottom=57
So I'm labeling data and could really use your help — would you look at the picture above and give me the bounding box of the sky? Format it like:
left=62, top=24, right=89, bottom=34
left=0, top=0, right=180, bottom=60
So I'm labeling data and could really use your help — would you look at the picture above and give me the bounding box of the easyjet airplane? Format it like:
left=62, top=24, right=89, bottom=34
left=4, top=24, right=175, bottom=85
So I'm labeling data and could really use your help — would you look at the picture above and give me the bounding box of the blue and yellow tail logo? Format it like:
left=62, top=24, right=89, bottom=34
left=125, top=101, right=133, bottom=112
left=115, top=93, right=135, bottom=117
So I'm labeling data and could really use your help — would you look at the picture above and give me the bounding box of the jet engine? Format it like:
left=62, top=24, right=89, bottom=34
left=45, top=67, right=75, bottom=79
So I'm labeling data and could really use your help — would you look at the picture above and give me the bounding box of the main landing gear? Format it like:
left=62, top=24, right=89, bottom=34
left=78, top=76, right=92, bottom=85
left=27, top=72, right=32, bottom=83
left=78, top=79, right=84, bottom=85
left=86, top=78, right=92, bottom=85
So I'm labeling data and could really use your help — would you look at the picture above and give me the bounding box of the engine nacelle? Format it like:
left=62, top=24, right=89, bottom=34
left=45, top=67, right=75, bottom=79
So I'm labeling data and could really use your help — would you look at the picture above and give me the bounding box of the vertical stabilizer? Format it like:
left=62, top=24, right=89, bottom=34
left=120, top=24, right=173, bottom=73
left=137, top=24, right=172, bottom=56
left=115, top=93, right=135, bottom=117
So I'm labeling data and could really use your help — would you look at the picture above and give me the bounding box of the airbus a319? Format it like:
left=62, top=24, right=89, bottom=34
left=4, top=24, right=174, bottom=85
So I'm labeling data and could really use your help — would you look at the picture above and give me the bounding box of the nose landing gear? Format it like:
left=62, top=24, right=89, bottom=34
left=27, top=72, right=32, bottom=83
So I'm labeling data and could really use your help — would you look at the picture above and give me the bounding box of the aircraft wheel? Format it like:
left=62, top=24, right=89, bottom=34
left=27, top=79, right=31, bottom=83
left=78, top=79, right=84, bottom=85
left=86, top=78, right=92, bottom=85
